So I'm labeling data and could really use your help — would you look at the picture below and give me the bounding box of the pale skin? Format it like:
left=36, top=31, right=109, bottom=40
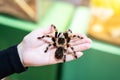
left=17, top=25, right=92, bottom=67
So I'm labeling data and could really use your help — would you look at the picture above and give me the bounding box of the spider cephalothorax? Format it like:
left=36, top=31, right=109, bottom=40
left=37, top=24, right=83, bottom=62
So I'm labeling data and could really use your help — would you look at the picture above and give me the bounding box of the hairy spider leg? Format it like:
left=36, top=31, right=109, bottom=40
left=55, top=32, right=58, bottom=38
left=44, top=43, right=53, bottom=53
left=68, top=29, right=72, bottom=33
left=51, top=24, right=57, bottom=31
left=64, top=29, right=72, bottom=37
left=63, top=49, right=67, bottom=62
left=37, top=35, right=53, bottom=39
left=67, top=44, right=77, bottom=59
left=37, top=33, right=57, bottom=53
left=51, top=24, right=58, bottom=38
left=66, top=29, right=84, bottom=39
left=58, top=32, right=62, bottom=37
left=63, top=32, right=71, bottom=43
left=63, top=55, right=66, bottom=62
left=50, top=24, right=62, bottom=38
left=72, top=35, right=83, bottom=39
left=63, top=29, right=73, bottom=43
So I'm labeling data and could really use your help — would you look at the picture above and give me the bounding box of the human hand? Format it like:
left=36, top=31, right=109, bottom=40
left=17, top=25, right=92, bottom=67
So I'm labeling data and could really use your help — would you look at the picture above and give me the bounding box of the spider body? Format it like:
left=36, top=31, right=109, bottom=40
left=37, top=24, right=83, bottom=62
left=52, top=35, right=67, bottom=60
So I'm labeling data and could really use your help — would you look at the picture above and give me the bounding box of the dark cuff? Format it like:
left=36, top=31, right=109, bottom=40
left=7, top=45, right=28, bottom=73
left=0, top=45, right=28, bottom=79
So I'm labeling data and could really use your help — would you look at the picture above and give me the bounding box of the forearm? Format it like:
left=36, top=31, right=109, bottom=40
left=0, top=45, right=27, bottom=79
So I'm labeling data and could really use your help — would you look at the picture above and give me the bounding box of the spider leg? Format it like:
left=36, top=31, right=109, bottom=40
left=63, top=55, right=66, bottom=62
left=51, top=24, right=58, bottom=38
left=67, top=44, right=77, bottom=59
left=51, top=24, right=57, bottom=31
left=55, top=32, right=58, bottom=38
left=37, top=35, right=53, bottom=39
left=64, top=29, right=83, bottom=40
left=44, top=43, right=53, bottom=53
left=63, top=49, right=67, bottom=62
left=63, top=29, right=73, bottom=43
left=58, top=32, right=62, bottom=37
left=72, top=35, right=83, bottom=39
left=67, top=29, right=72, bottom=33
left=63, top=32, right=71, bottom=43
left=65, top=29, right=72, bottom=33
left=67, top=29, right=83, bottom=39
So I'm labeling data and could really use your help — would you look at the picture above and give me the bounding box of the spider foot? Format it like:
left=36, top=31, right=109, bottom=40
left=51, top=24, right=58, bottom=32
left=44, top=50, right=47, bottom=53
left=51, top=24, right=56, bottom=29
left=74, top=55, right=77, bottom=59
left=37, top=37, right=42, bottom=39
left=68, top=29, right=72, bottom=33
left=79, top=36, right=83, bottom=39
left=63, top=59, right=66, bottom=62
left=63, top=55, right=66, bottom=62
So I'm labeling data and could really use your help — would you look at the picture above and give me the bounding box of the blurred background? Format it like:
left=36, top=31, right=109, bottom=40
left=0, top=0, right=120, bottom=80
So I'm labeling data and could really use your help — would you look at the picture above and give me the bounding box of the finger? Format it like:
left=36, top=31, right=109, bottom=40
left=33, top=25, right=55, bottom=36
left=24, top=25, right=54, bottom=41
left=70, top=38, right=92, bottom=46
left=42, top=25, right=55, bottom=34
left=68, top=43, right=91, bottom=53
left=34, top=25, right=55, bottom=45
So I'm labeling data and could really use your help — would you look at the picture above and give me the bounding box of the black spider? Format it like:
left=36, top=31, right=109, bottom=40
left=37, top=24, right=83, bottom=62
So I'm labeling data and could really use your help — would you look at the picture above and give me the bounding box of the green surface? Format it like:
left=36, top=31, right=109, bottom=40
left=62, top=49, right=120, bottom=80
left=61, top=6, right=120, bottom=80
left=0, top=25, right=29, bottom=50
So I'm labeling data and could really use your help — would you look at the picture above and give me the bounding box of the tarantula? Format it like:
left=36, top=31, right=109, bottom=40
left=37, top=24, right=83, bottom=62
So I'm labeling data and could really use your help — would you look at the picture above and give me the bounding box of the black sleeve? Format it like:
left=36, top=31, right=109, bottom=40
left=0, top=45, right=28, bottom=79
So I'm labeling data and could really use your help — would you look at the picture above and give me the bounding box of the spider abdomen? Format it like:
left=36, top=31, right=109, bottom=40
left=55, top=47, right=64, bottom=59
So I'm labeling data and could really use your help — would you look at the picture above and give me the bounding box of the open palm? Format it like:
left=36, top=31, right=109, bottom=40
left=17, top=25, right=92, bottom=67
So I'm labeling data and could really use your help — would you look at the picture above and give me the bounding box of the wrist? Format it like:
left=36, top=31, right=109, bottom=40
left=17, top=43, right=27, bottom=67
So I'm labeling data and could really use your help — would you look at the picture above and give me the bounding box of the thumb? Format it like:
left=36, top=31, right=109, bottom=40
left=42, top=25, right=55, bottom=34
left=34, top=24, right=55, bottom=35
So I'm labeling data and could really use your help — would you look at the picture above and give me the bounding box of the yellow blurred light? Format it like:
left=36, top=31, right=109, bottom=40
left=91, top=0, right=120, bottom=14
